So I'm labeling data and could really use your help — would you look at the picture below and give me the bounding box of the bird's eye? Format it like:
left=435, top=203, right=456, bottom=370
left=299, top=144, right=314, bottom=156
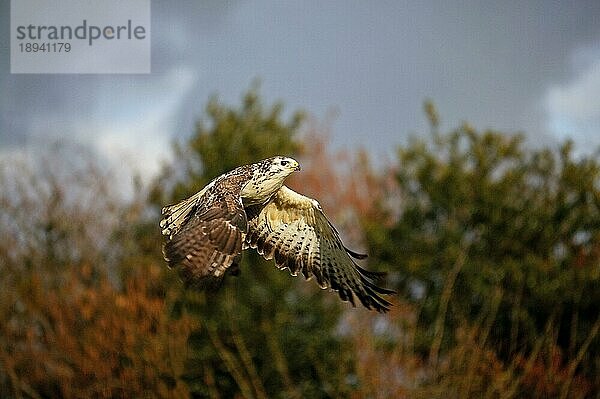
left=280, top=160, right=289, bottom=166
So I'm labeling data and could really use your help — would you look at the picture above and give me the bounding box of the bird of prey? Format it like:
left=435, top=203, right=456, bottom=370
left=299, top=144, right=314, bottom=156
left=160, top=156, right=393, bottom=312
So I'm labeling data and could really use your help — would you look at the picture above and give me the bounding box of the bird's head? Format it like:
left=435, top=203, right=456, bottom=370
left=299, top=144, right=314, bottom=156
left=269, top=156, right=301, bottom=174
left=242, top=156, right=301, bottom=204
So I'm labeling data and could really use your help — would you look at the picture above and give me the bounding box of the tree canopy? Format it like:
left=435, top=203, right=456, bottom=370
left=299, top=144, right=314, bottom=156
left=1, top=91, right=598, bottom=398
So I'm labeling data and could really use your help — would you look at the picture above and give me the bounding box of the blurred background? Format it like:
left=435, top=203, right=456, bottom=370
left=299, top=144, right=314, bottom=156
left=1, top=1, right=600, bottom=398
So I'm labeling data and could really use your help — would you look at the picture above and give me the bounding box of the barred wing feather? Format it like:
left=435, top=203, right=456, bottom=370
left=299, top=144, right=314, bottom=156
left=161, top=172, right=250, bottom=290
left=163, top=204, right=247, bottom=290
left=246, top=186, right=393, bottom=312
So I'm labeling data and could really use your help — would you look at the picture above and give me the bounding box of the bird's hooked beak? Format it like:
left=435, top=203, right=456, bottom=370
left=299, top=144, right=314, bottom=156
left=287, top=158, right=300, bottom=171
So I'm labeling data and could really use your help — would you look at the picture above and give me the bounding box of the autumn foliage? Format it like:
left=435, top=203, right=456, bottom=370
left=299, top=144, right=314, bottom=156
left=1, top=89, right=598, bottom=398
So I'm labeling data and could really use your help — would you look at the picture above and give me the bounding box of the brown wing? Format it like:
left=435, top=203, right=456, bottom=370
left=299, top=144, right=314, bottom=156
left=245, top=186, right=394, bottom=312
left=161, top=170, right=251, bottom=290
left=163, top=205, right=247, bottom=289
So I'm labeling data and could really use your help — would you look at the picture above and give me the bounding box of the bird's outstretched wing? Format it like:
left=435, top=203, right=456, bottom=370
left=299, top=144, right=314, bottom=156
left=245, top=186, right=394, bottom=312
left=161, top=172, right=250, bottom=290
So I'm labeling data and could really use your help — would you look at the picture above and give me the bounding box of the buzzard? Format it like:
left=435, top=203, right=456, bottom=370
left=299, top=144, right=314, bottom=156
left=160, top=156, right=393, bottom=312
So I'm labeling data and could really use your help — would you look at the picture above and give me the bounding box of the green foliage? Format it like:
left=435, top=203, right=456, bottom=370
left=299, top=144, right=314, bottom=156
left=366, top=117, right=600, bottom=389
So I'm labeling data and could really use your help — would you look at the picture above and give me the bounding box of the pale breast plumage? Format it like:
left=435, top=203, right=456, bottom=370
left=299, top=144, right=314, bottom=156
left=160, top=156, right=393, bottom=312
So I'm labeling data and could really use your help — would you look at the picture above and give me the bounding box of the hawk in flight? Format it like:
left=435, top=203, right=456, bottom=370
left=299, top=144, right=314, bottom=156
left=160, top=156, right=393, bottom=312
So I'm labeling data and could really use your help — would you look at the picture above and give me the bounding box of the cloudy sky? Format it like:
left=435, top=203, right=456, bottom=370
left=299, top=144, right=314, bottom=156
left=1, top=1, right=600, bottom=185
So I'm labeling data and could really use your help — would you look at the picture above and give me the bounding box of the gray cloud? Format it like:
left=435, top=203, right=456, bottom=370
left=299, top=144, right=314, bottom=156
left=1, top=0, right=600, bottom=175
